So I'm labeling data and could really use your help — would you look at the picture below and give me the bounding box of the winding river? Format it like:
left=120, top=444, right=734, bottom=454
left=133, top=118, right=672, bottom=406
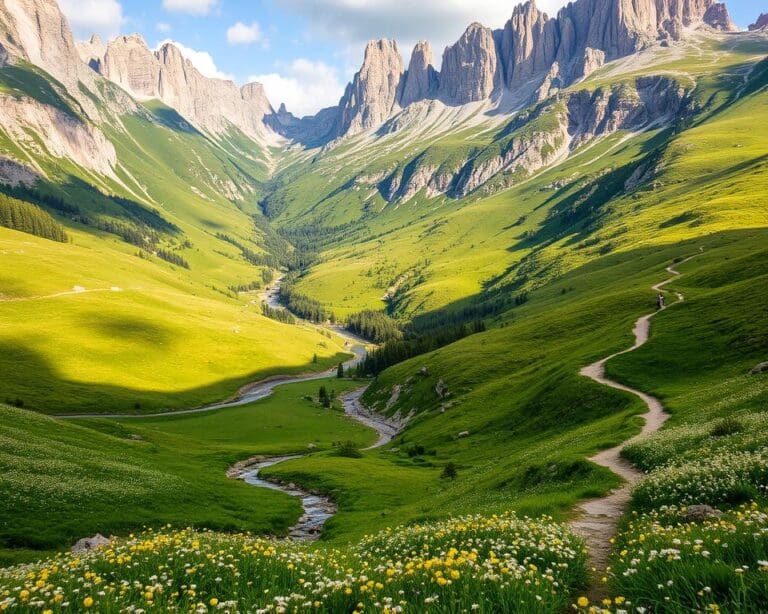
left=62, top=275, right=396, bottom=540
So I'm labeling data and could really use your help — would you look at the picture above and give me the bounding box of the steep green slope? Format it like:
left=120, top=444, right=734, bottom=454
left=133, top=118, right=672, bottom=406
left=0, top=64, right=350, bottom=413
left=268, top=34, right=767, bottom=320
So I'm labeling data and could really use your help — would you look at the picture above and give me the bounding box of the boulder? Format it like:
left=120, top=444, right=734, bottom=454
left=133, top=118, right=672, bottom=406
left=750, top=361, right=768, bottom=375
left=682, top=504, right=722, bottom=523
left=435, top=378, right=448, bottom=399
left=72, top=533, right=111, bottom=553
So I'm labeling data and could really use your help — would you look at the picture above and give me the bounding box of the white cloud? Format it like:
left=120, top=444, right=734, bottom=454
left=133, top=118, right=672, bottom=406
left=59, top=0, right=124, bottom=39
left=156, top=39, right=233, bottom=81
left=162, top=0, right=217, bottom=16
left=249, top=59, right=345, bottom=117
left=156, top=22, right=173, bottom=34
left=227, top=21, right=264, bottom=46
left=276, top=0, right=569, bottom=67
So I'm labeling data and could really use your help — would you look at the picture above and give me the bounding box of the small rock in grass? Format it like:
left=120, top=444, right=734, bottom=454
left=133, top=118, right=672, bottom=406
left=750, top=361, right=768, bottom=375
left=72, top=534, right=111, bottom=553
left=682, top=505, right=722, bottom=523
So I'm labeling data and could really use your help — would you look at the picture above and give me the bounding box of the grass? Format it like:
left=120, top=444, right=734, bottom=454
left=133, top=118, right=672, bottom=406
left=605, top=505, right=768, bottom=614
left=0, top=227, right=350, bottom=414
left=0, top=377, right=375, bottom=562
left=0, top=513, right=589, bottom=613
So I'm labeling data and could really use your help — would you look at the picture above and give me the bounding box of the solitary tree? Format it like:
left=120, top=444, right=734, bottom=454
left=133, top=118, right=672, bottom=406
left=312, top=353, right=318, bottom=364
left=337, top=362, right=344, bottom=378
left=441, top=462, right=458, bottom=480
left=319, top=385, right=330, bottom=408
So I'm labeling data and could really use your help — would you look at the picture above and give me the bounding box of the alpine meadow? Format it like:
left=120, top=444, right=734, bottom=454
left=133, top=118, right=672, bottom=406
left=0, top=0, right=767, bottom=612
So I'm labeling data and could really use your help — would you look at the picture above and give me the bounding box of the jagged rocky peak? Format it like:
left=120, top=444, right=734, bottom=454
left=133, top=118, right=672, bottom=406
left=102, top=34, right=160, bottom=99
left=338, top=39, right=405, bottom=136
left=439, top=22, right=499, bottom=105
left=0, top=0, right=91, bottom=89
left=241, top=81, right=273, bottom=118
left=401, top=41, right=439, bottom=106
left=501, top=1, right=557, bottom=88
left=702, top=3, right=738, bottom=31
left=750, top=14, right=768, bottom=31
left=77, top=34, right=106, bottom=72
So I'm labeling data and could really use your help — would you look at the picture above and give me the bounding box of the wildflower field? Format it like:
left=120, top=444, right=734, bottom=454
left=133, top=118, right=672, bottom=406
left=607, top=504, right=768, bottom=613
left=0, top=513, right=588, bottom=613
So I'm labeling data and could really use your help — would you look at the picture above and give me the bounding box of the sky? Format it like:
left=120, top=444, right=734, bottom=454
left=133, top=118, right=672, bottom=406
left=59, top=0, right=765, bottom=117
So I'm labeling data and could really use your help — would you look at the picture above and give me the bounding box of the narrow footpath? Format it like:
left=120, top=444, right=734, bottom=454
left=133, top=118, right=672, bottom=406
left=570, top=253, right=700, bottom=585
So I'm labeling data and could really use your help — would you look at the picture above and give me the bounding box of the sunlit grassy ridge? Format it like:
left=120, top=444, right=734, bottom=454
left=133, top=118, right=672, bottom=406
left=0, top=226, right=349, bottom=413
left=0, top=61, right=354, bottom=412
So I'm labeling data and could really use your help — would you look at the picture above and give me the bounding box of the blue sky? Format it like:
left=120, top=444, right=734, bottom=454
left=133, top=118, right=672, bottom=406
left=59, top=0, right=765, bottom=116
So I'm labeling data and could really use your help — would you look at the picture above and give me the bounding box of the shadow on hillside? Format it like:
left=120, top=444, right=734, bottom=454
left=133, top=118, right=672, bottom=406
left=0, top=340, right=346, bottom=416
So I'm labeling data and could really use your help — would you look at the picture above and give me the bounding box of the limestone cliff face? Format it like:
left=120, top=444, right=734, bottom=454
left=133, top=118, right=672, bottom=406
left=438, top=23, right=499, bottom=104
left=0, top=0, right=90, bottom=90
left=311, top=0, right=733, bottom=141
left=102, top=34, right=160, bottom=99
left=401, top=41, right=438, bottom=106
left=76, top=34, right=106, bottom=72
left=376, top=75, right=691, bottom=203
left=0, top=94, right=117, bottom=178
left=91, top=35, right=275, bottom=140
left=500, top=2, right=558, bottom=88
left=497, top=0, right=733, bottom=89
left=337, top=39, right=405, bottom=137
left=702, top=3, right=738, bottom=31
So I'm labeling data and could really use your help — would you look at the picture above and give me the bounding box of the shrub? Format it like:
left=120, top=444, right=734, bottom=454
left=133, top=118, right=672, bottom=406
left=441, top=462, right=458, bottom=480
left=334, top=441, right=363, bottom=458
left=710, top=416, right=744, bottom=438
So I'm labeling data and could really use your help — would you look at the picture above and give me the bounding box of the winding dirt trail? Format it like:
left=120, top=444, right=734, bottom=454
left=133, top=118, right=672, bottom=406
left=570, top=253, right=700, bottom=584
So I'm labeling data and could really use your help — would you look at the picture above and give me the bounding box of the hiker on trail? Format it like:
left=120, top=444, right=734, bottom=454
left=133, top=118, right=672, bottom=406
left=657, top=294, right=665, bottom=310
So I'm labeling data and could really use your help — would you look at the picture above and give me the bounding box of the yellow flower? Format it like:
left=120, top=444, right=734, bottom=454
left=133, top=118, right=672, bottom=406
left=577, top=596, right=589, bottom=608
left=83, top=597, right=94, bottom=608
left=210, top=598, right=219, bottom=606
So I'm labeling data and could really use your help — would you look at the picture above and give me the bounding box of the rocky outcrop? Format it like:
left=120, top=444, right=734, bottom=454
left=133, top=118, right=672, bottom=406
left=0, top=155, right=39, bottom=186
left=76, top=34, right=106, bottom=72
left=577, top=47, right=606, bottom=80
left=72, top=534, right=111, bottom=553
left=501, top=1, right=558, bottom=88
left=337, top=39, right=404, bottom=137
left=703, top=3, right=738, bottom=31
left=401, top=41, right=439, bottom=106
left=0, top=94, right=117, bottom=178
left=90, top=34, right=275, bottom=141
left=439, top=23, right=499, bottom=104
left=0, top=0, right=92, bottom=90
left=0, top=41, right=7, bottom=67
left=749, top=14, right=768, bottom=31
left=102, top=34, right=160, bottom=99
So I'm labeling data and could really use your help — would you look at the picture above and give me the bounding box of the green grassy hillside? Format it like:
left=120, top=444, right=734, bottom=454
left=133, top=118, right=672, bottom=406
left=0, top=63, right=351, bottom=413
left=267, top=35, right=767, bottom=320
left=0, top=377, right=373, bottom=563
